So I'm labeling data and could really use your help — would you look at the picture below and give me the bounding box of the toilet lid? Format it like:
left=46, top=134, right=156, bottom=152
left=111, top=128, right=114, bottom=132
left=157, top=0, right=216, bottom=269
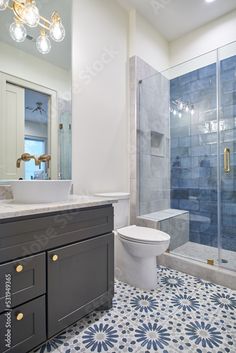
left=117, top=225, right=170, bottom=244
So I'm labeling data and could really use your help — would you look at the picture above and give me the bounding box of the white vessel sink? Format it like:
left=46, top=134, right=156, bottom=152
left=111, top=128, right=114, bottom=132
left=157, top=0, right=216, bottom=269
left=9, top=180, right=72, bottom=204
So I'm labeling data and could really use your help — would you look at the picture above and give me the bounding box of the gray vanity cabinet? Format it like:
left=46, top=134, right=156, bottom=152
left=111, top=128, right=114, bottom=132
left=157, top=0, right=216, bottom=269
left=0, top=204, right=114, bottom=353
left=47, top=233, right=114, bottom=337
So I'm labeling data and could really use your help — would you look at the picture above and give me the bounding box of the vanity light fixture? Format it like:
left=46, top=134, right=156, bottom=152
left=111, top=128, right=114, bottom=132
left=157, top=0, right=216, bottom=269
left=0, top=0, right=65, bottom=54
left=170, top=99, right=195, bottom=117
left=205, top=0, right=216, bottom=3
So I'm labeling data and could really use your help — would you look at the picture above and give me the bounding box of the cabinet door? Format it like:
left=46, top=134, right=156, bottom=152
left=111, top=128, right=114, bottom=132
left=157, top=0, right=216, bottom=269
left=47, top=233, right=114, bottom=337
left=0, top=296, right=46, bottom=353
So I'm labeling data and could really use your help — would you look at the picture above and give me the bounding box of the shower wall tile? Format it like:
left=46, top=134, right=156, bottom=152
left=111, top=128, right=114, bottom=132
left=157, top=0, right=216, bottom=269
left=170, top=55, right=236, bottom=252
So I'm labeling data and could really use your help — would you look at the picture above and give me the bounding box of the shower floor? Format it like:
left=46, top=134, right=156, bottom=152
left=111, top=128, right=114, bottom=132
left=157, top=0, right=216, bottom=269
left=172, top=241, right=236, bottom=271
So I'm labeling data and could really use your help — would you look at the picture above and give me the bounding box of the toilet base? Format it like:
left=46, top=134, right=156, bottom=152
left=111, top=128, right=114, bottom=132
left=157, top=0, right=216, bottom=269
left=115, top=238, right=158, bottom=290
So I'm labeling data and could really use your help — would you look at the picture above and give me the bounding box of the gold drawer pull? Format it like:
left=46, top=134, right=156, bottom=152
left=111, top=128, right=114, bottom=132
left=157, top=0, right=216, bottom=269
left=52, top=254, right=59, bottom=262
left=16, top=264, right=24, bottom=273
left=16, top=312, right=24, bottom=321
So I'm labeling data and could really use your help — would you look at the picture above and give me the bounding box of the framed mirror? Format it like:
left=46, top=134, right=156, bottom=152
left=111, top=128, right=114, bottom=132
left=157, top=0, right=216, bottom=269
left=0, top=0, right=72, bottom=181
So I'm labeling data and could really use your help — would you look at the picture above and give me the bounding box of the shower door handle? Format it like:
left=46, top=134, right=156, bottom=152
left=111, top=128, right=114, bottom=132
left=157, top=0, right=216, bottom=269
left=224, top=148, right=231, bottom=173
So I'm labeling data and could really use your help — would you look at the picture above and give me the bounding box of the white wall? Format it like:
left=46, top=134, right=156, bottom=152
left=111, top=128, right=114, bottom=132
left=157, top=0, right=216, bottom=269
left=134, top=12, right=169, bottom=72
left=0, top=41, right=71, bottom=98
left=72, top=0, right=129, bottom=194
left=170, top=10, right=236, bottom=68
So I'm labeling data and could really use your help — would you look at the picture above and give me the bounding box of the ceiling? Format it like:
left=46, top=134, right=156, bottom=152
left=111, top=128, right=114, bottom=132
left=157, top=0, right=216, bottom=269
left=119, top=0, right=236, bottom=41
left=0, top=0, right=71, bottom=70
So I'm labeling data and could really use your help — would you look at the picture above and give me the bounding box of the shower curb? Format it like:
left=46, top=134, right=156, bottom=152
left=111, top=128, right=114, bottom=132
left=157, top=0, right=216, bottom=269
left=158, top=253, right=236, bottom=290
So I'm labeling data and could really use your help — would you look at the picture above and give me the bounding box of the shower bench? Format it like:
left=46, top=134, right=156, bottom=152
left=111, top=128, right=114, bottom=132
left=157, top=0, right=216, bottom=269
left=137, top=209, right=189, bottom=251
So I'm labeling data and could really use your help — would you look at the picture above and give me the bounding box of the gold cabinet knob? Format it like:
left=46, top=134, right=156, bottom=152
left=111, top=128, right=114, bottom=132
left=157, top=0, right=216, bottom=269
left=16, top=264, right=24, bottom=273
left=52, top=254, right=59, bottom=262
left=16, top=312, right=24, bottom=321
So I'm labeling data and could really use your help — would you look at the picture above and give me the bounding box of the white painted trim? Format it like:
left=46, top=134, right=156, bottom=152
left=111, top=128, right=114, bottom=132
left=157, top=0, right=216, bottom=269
left=0, top=73, right=58, bottom=179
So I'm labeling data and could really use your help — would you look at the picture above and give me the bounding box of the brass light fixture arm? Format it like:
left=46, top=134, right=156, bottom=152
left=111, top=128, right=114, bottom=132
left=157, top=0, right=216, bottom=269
left=9, top=0, right=56, bottom=31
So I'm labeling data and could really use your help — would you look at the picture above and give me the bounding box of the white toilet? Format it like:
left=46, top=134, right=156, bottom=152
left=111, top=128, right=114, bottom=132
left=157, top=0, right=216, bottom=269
left=116, top=225, right=170, bottom=290
left=95, top=192, right=170, bottom=290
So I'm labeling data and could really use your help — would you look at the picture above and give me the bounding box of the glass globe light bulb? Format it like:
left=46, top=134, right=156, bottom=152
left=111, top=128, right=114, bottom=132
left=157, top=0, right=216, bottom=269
left=9, top=20, right=27, bottom=42
left=21, top=2, right=40, bottom=27
left=50, top=12, right=65, bottom=42
left=0, top=0, right=9, bottom=11
left=50, top=21, right=65, bottom=42
left=36, top=31, right=51, bottom=54
left=191, top=105, right=195, bottom=116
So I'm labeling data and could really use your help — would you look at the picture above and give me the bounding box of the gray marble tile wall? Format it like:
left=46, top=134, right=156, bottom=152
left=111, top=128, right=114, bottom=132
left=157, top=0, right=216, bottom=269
left=0, top=185, right=13, bottom=200
left=129, top=57, right=170, bottom=222
left=138, top=63, right=170, bottom=215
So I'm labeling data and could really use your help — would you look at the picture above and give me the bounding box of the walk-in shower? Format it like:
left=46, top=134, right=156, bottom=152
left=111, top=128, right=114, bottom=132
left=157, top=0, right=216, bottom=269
left=137, top=41, right=236, bottom=272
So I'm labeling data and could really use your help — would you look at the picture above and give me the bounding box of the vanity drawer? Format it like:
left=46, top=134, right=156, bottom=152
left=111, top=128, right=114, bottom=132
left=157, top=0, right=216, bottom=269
left=0, top=205, right=113, bottom=263
left=0, top=253, right=46, bottom=314
left=0, top=296, right=46, bottom=353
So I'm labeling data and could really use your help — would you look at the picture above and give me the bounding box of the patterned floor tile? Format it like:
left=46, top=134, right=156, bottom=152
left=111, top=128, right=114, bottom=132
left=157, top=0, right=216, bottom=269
left=61, top=315, right=138, bottom=353
left=174, top=310, right=236, bottom=353
left=126, top=311, right=192, bottom=353
left=33, top=266, right=236, bottom=353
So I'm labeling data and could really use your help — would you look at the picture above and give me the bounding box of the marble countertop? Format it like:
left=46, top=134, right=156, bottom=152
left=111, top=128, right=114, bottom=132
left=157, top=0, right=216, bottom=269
left=0, top=195, right=117, bottom=220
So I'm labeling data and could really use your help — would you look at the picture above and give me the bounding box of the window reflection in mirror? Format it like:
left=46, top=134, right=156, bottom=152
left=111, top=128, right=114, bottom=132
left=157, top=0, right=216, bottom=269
left=25, top=88, right=49, bottom=180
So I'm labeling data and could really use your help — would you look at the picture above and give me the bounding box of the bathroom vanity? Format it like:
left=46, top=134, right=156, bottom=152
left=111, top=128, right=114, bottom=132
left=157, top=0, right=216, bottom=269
left=0, top=196, right=114, bottom=353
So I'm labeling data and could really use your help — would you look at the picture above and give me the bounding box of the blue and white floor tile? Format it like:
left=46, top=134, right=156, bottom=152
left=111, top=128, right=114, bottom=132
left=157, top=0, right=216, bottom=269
left=33, top=266, right=236, bottom=353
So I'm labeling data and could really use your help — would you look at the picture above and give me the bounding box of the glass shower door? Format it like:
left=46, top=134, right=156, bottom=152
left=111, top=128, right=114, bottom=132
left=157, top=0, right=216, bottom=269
left=219, top=42, right=236, bottom=271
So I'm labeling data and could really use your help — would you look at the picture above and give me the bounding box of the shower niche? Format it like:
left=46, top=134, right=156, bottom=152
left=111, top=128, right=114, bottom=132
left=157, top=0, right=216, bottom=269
left=151, top=131, right=165, bottom=157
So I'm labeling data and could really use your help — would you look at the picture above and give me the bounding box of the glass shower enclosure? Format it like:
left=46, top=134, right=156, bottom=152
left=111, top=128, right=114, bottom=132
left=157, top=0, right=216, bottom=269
left=138, top=41, right=236, bottom=272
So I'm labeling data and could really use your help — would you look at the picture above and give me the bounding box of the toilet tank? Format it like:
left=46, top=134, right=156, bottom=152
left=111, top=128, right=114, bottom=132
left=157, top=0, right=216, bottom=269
left=95, top=192, right=130, bottom=229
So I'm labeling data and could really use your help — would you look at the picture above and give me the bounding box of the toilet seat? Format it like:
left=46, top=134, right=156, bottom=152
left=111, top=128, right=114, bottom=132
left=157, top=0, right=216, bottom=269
left=117, top=225, right=170, bottom=245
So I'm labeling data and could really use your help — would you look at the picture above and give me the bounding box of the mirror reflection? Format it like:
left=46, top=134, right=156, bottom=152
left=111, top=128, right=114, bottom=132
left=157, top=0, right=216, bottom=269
left=0, top=0, right=72, bottom=180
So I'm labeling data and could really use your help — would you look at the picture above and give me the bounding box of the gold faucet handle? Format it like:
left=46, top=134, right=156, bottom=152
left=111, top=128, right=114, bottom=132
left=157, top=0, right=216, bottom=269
left=39, top=154, right=51, bottom=161
left=21, top=153, right=32, bottom=162
left=38, top=154, right=51, bottom=168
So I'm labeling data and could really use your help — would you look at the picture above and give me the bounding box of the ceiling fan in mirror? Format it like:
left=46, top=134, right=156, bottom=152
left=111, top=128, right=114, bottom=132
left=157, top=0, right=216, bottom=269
left=26, top=101, right=46, bottom=115
left=0, top=0, right=65, bottom=54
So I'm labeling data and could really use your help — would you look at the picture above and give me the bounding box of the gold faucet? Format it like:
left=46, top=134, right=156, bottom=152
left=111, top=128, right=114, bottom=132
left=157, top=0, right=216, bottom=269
left=38, top=154, right=51, bottom=168
left=16, top=153, right=40, bottom=168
